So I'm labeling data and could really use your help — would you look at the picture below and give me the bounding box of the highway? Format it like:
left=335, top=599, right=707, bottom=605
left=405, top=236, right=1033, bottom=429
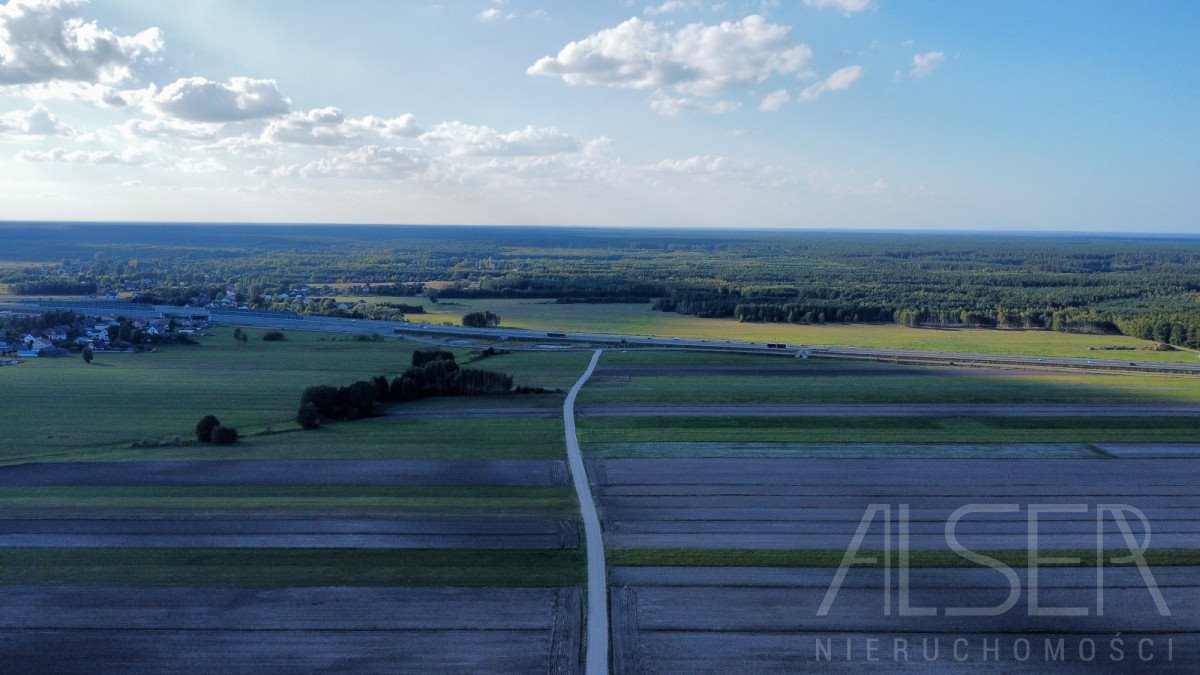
left=6, top=299, right=1200, bottom=374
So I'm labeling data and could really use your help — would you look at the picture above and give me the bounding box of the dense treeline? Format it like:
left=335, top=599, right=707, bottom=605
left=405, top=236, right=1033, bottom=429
left=6, top=225, right=1200, bottom=347
left=10, top=279, right=96, bottom=295
left=297, top=350, right=516, bottom=426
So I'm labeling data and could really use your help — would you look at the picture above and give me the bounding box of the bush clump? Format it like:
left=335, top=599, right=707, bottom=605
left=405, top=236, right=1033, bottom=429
left=195, top=415, right=221, bottom=443
left=210, top=425, right=239, bottom=445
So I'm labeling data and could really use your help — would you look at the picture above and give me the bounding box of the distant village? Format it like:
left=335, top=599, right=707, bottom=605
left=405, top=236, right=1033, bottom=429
left=0, top=311, right=204, bottom=364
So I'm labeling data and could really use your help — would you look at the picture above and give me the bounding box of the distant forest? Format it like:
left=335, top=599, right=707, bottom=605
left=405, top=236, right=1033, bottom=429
left=2, top=223, right=1199, bottom=347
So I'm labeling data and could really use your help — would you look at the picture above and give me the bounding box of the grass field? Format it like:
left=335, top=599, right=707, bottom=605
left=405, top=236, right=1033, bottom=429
left=11, top=418, right=568, bottom=464
left=607, top=548, right=1200, bottom=568
left=0, top=328, right=419, bottom=457
left=0, top=485, right=579, bottom=515
left=581, top=366, right=1200, bottom=406
left=583, top=442, right=1107, bottom=459
left=0, top=328, right=584, bottom=461
left=402, top=297, right=1200, bottom=362
left=579, top=416, right=1200, bottom=444
left=0, top=548, right=586, bottom=586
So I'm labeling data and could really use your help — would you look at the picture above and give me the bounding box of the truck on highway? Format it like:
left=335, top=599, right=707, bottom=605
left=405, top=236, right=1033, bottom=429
left=766, top=343, right=788, bottom=349
left=546, top=332, right=566, bottom=338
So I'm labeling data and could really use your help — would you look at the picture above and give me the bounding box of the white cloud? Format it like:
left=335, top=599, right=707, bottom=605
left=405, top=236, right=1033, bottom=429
left=122, top=117, right=221, bottom=140
left=476, top=7, right=514, bottom=22
left=644, top=1, right=695, bottom=16
left=644, top=154, right=747, bottom=175
left=350, top=113, right=422, bottom=138
left=262, top=107, right=359, bottom=146
left=527, top=15, right=812, bottom=97
left=260, top=108, right=424, bottom=146
left=798, top=64, right=862, bottom=101
left=910, top=51, right=944, bottom=78
left=0, top=104, right=71, bottom=135
left=273, top=144, right=431, bottom=180
left=149, top=76, right=291, bottom=122
left=18, top=146, right=147, bottom=165
left=0, top=0, right=162, bottom=85
left=194, top=134, right=274, bottom=159
left=175, top=156, right=226, bottom=173
left=420, top=121, right=583, bottom=156
left=802, top=0, right=871, bottom=14
left=21, top=80, right=132, bottom=107
left=758, top=87, right=789, bottom=112
left=650, top=92, right=740, bottom=116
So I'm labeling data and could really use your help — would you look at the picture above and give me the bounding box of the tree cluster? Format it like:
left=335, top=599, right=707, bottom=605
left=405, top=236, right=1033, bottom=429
left=297, top=348, right=518, bottom=427
left=462, top=311, right=500, bottom=328
left=194, top=415, right=238, bottom=445
left=295, top=350, right=516, bottom=428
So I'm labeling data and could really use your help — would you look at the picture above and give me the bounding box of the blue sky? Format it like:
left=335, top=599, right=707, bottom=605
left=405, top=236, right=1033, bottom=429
left=1, top=0, right=1197, bottom=231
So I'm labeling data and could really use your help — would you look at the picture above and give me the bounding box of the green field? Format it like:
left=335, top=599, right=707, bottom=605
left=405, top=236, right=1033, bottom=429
left=0, top=328, right=419, bottom=458
left=581, top=365, right=1200, bottom=406
left=406, top=298, right=1200, bottom=362
left=0, top=327, right=586, bottom=587
left=0, top=548, right=586, bottom=586
left=579, top=416, right=1200, bottom=444
left=13, top=418, right=567, bottom=464
left=583, top=442, right=1107, bottom=459
left=0, top=328, right=584, bottom=462
left=0, top=485, right=579, bottom=516
left=608, top=548, right=1200, bottom=568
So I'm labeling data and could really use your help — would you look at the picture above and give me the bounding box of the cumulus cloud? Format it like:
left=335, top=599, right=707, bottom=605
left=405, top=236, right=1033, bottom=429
left=194, top=134, right=274, bottom=159
left=350, top=113, right=422, bottom=138
left=0, top=104, right=71, bottom=135
left=798, top=64, right=862, bottom=101
left=273, top=144, right=430, bottom=179
left=476, top=7, right=513, bottom=22
left=758, top=87, right=789, bottom=112
left=261, top=107, right=359, bottom=146
left=121, top=117, right=221, bottom=140
left=644, top=1, right=696, bottom=16
left=910, top=51, right=944, bottom=78
left=527, top=15, right=812, bottom=97
left=149, top=76, right=290, bottom=122
left=644, top=154, right=747, bottom=175
left=258, top=108, right=424, bottom=146
left=420, top=121, right=582, bottom=156
left=649, top=92, right=739, bottom=116
left=22, top=80, right=132, bottom=107
left=0, top=0, right=162, bottom=85
left=18, top=146, right=147, bottom=165
left=802, top=0, right=871, bottom=14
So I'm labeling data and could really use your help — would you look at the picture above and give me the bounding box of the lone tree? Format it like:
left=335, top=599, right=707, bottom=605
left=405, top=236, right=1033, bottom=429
left=232, top=328, right=243, bottom=342
left=82, top=347, right=93, bottom=364
left=462, top=311, right=500, bottom=328
left=262, top=331, right=285, bottom=341
left=195, top=415, right=221, bottom=443
left=211, top=425, right=239, bottom=445
left=296, top=402, right=321, bottom=430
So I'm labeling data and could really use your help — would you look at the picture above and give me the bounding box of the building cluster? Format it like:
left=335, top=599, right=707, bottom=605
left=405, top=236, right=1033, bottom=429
left=0, top=313, right=205, bottom=359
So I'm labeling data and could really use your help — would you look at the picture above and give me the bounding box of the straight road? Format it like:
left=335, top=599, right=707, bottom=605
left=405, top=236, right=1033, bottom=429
left=8, top=300, right=1200, bottom=375
left=563, top=349, right=607, bottom=675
